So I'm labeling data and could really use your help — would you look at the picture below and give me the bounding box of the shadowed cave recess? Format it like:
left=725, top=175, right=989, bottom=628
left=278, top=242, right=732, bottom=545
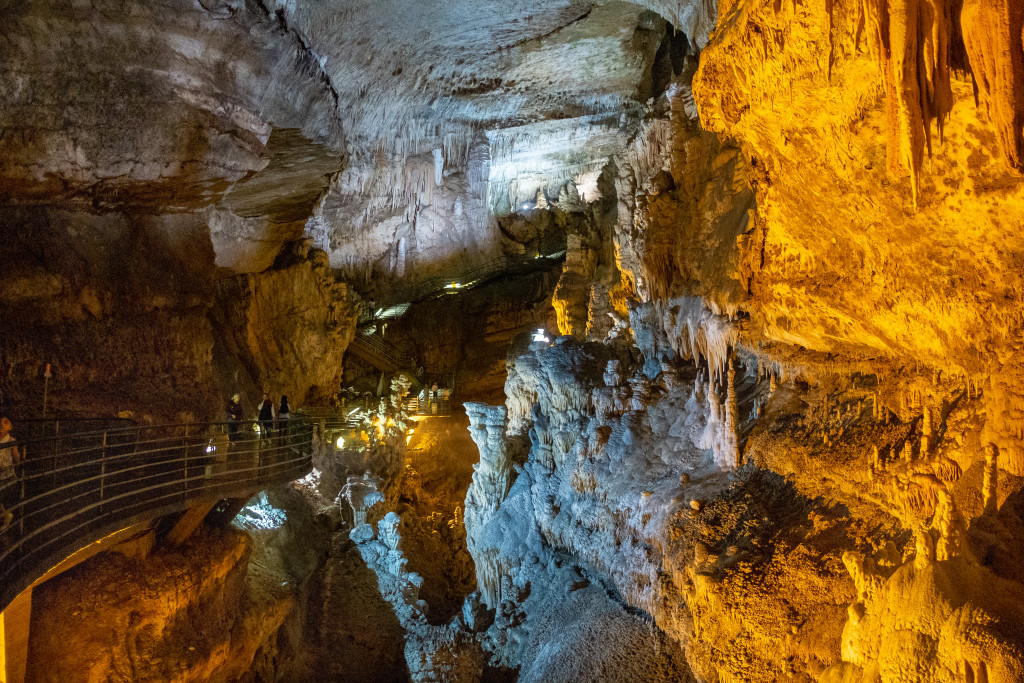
left=2, top=0, right=1024, bottom=681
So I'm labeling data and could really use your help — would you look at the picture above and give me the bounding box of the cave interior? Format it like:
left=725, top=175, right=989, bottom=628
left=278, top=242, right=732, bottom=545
left=1, top=0, right=1024, bottom=681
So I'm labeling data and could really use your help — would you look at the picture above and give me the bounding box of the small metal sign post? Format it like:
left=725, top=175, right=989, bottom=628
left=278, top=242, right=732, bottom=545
left=42, top=362, right=52, bottom=417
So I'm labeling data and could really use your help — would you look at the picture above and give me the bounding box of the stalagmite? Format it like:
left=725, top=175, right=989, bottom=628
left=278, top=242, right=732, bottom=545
left=535, top=188, right=549, bottom=210
left=913, top=526, right=936, bottom=569
left=903, top=440, right=914, bottom=462
left=921, top=407, right=932, bottom=453
left=983, top=442, right=999, bottom=515
left=769, top=372, right=777, bottom=394
left=628, top=375, right=651, bottom=411
left=934, top=488, right=965, bottom=561
left=727, top=360, right=741, bottom=468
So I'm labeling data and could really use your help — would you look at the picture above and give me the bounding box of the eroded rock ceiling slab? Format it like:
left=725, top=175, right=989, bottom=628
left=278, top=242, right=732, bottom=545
left=1, top=0, right=705, bottom=280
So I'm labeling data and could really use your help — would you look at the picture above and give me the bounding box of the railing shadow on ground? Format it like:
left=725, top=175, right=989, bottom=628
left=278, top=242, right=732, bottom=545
left=0, top=418, right=314, bottom=613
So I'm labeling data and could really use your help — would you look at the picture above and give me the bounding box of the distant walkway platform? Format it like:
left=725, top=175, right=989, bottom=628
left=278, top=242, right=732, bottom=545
left=0, top=418, right=314, bottom=613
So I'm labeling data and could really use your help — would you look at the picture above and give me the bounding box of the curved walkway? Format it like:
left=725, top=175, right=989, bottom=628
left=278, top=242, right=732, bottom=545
left=0, top=418, right=314, bottom=613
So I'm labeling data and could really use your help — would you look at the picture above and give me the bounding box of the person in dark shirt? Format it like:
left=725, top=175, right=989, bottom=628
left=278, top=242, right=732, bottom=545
left=227, top=393, right=243, bottom=442
left=257, top=392, right=276, bottom=439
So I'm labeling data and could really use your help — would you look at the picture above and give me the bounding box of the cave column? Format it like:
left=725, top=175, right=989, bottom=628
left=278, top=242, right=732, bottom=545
left=0, top=586, right=31, bottom=683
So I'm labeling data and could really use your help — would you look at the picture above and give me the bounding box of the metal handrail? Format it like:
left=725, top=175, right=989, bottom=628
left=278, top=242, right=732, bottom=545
left=0, top=418, right=314, bottom=613
left=348, top=333, right=413, bottom=370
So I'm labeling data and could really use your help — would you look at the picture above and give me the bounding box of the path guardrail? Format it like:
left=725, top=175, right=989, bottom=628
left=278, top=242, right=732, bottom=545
left=0, top=418, right=314, bottom=613
left=348, top=332, right=413, bottom=372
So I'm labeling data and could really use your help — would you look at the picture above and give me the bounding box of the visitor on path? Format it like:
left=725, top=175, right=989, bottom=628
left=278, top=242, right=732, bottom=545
left=227, top=394, right=243, bottom=442
left=277, top=395, right=291, bottom=443
left=0, top=415, right=23, bottom=528
left=277, top=395, right=290, bottom=428
left=257, top=392, right=276, bottom=439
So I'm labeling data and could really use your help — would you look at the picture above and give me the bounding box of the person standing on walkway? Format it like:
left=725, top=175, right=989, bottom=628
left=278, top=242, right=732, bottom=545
left=257, top=392, right=276, bottom=439
left=0, top=415, right=24, bottom=528
left=277, top=395, right=291, bottom=444
left=227, top=394, right=243, bottom=442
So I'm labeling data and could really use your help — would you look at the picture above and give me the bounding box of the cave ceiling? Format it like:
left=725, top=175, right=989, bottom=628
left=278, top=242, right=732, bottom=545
left=0, top=0, right=709, bottom=276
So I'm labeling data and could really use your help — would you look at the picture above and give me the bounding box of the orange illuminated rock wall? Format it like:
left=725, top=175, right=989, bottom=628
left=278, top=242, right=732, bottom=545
left=27, top=526, right=293, bottom=683
left=692, top=0, right=1024, bottom=465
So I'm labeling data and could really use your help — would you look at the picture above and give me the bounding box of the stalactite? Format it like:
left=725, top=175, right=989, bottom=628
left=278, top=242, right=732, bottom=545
left=961, top=0, right=1024, bottom=170
left=864, top=0, right=958, bottom=203
left=890, top=0, right=927, bottom=205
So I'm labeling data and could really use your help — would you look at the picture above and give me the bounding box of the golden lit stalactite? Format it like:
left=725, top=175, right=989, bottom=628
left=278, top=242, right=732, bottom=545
left=891, top=0, right=927, bottom=205
left=863, top=0, right=957, bottom=204
left=919, top=0, right=955, bottom=146
left=961, top=0, right=1024, bottom=170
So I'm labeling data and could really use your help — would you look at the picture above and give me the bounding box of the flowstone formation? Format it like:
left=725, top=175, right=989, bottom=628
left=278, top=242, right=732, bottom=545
left=463, top=314, right=1024, bottom=681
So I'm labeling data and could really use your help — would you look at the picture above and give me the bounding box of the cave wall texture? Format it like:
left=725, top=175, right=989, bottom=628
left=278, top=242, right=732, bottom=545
left=3, top=0, right=1024, bottom=681
left=458, top=0, right=1024, bottom=680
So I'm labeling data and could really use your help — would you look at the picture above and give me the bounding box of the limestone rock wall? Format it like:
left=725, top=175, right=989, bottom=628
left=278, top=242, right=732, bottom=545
left=211, top=241, right=359, bottom=409
left=612, top=80, right=756, bottom=312
left=383, top=267, right=559, bottom=404
left=463, top=322, right=1024, bottom=681
left=0, top=210, right=358, bottom=421
left=27, top=526, right=293, bottom=683
left=0, top=1, right=342, bottom=214
left=398, top=413, right=480, bottom=623
left=0, top=208, right=220, bottom=420
left=0, top=1, right=360, bottom=421
left=692, top=0, right=1024, bottom=373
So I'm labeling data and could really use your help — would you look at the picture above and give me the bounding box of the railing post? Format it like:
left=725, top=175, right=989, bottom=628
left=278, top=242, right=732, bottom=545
left=183, top=425, right=189, bottom=499
left=19, top=466, right=25, bottom=538
left=99, top=430, right=107, bottom=502
left=52, top=426, right=59, bottom=491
